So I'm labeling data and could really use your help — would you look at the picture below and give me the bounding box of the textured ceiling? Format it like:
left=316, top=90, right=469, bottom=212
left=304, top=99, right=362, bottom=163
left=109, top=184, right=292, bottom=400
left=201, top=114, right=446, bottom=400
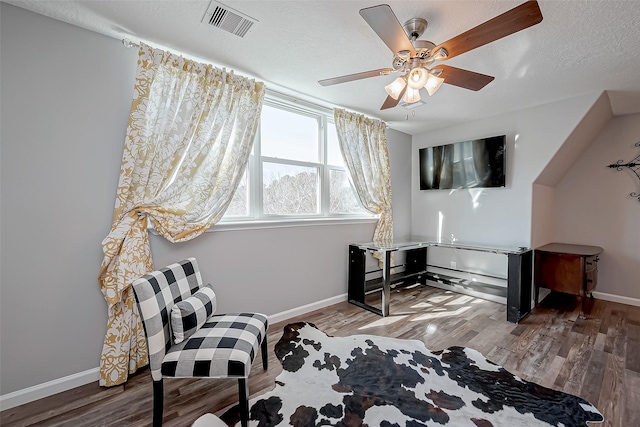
left=5, top=0, right=640, bottom=135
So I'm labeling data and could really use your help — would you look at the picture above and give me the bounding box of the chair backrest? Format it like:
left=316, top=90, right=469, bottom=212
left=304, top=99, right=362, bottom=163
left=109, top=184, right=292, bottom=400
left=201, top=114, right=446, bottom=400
left=131, top=257, right=203, bottom=380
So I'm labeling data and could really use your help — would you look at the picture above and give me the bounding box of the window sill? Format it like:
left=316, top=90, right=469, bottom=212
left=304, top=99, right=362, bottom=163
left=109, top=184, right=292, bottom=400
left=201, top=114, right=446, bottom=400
left=211, top=216, right=378, bottom=232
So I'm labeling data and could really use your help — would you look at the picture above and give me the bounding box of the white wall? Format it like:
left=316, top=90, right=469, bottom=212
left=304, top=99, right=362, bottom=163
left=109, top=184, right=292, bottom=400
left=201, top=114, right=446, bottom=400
left=0, top=4, right=412, bottom=398
left=1, top=3, right=137, bottom=396
left=411, top=93, right=600, bottom=250
left=553, top=113, right=640, bottom=299
left=531, top=92, right=613, bottom=248
left=531, top=183, right=555, bottom=248
left=388, top=128, right=413, bottom=239
left=410, top=93, right=639, bottom=303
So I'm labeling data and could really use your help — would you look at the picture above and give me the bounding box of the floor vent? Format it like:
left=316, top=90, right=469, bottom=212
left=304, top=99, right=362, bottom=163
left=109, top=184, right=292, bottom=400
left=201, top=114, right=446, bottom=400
left=202, top=1, right=258, bottom=38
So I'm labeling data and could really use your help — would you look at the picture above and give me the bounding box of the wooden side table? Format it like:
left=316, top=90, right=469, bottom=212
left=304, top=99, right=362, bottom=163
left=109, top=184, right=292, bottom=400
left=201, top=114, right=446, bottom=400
left=534, top=243, right=603, bottom=319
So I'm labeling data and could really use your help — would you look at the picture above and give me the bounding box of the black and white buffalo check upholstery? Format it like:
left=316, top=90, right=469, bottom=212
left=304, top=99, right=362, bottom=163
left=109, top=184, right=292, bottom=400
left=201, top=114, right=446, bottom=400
left=132, top=258, right=268, bottom=427
left=171, top=283, right=217, bottom=344
left=163, top=313, right=268, bottom=378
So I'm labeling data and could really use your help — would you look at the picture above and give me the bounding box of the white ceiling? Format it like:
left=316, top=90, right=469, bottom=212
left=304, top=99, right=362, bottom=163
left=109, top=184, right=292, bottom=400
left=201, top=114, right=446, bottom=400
left=5, top=0, right=640, bottom=135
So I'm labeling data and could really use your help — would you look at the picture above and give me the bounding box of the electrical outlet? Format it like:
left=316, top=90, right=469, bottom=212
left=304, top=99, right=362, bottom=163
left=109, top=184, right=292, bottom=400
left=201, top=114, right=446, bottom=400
left=450, top=261, right=457, bottom=269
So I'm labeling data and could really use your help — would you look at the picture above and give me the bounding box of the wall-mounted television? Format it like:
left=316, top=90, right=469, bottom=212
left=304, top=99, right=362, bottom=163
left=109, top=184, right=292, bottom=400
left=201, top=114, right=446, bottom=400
left=419, top=135, right=506, bottom=190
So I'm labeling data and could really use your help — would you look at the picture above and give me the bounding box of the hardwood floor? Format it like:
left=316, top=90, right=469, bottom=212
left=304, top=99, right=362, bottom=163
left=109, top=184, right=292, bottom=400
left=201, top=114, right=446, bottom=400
left=2, top=285, right=639, bottom=426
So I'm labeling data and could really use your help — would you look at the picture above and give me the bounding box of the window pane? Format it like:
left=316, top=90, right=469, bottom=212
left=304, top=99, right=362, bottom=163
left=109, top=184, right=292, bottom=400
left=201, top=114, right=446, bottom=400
left=261, top=105, right=318, bottom=163
left=326, top=122, right=345, bottom=167
left=224, top=171, right=249, bottom=217
left=330, top=169, right=367, bottom=214
left=263, top=162, right=318, bottom=215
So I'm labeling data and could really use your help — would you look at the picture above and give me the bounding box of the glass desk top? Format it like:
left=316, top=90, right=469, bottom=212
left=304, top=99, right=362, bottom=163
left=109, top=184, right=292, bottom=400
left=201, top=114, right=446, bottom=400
left=351, top=237, right=529, bottom=255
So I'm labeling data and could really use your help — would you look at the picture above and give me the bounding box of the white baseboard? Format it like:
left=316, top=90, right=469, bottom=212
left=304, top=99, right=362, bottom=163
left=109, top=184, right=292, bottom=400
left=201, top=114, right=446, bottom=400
left=0, top=367, right=100, bottom=411
left=268, top=293, right=348, bottom=325
left=592, top=291, right=640, bottom=307
left=0, top=294, right=349, bottom=411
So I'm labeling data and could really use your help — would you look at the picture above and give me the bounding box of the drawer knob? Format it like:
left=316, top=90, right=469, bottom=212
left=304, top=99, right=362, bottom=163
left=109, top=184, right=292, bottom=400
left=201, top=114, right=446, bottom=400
left=587, top=279, right=594, bottom=283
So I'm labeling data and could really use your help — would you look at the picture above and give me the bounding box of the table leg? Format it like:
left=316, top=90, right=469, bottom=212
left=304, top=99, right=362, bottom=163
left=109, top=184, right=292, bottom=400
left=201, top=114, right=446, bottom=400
left=382, top=250, right=391, bottom=317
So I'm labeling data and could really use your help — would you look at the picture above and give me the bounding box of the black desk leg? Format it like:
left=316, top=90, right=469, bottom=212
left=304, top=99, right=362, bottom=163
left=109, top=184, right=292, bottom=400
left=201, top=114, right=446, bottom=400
left=382, top=250, right=391, bottom=317
left=507, top=250, right=533, bottom=323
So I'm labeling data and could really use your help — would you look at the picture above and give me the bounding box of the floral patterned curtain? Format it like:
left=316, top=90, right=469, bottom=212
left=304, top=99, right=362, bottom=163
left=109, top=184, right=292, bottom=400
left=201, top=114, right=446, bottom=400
left=98, top=43, right=265, bottom=386
left=333, top=108, right=393, bottom=248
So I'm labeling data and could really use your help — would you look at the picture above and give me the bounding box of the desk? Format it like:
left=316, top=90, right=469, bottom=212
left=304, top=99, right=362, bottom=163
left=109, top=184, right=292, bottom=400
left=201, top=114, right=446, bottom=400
left=348, top=239, right=532, bottom=323
left=534, top=243, right=603, bottom=319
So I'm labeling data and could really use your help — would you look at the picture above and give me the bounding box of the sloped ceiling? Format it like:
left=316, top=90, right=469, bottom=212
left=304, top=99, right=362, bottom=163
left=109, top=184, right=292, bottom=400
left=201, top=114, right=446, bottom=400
left=4, top=0, right=640, bottom=134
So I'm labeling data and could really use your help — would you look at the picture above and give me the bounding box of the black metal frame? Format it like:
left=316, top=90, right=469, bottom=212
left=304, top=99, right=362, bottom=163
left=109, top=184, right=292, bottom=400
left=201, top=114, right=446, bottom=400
left=348, top=245, right=427, bottom=317
left=348, top=243, right=533, bottom=323
left=506, top=249, right=533, bottom=323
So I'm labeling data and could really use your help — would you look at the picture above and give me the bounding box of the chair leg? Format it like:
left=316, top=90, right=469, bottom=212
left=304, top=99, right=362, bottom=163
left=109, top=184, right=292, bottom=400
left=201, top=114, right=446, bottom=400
left=261, top=335, right=268, bottom=370
left=153, top=379, right=164, bottom=427
left=238, top=378, right=249, bottom=427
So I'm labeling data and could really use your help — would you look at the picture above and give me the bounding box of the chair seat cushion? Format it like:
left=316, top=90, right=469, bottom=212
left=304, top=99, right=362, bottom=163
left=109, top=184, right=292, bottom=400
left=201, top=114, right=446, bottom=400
left=161, top=312, right=268, bottom=379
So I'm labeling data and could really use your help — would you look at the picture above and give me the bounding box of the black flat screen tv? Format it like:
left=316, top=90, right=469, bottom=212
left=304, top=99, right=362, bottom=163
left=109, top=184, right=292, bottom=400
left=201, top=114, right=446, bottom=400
left=419, top=135, right=506, bottom=190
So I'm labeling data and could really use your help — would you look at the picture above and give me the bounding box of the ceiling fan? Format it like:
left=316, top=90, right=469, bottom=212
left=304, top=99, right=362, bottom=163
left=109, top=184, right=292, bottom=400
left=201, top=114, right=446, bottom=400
left=319, top=1, right=543, bottom=110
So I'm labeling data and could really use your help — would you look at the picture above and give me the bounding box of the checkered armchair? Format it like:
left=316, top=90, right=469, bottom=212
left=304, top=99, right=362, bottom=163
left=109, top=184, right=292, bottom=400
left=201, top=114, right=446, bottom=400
left=132, top=258, right=268, bottom=427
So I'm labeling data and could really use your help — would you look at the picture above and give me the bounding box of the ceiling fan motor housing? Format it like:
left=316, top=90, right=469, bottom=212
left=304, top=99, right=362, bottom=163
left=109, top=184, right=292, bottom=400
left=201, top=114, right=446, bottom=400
left=403, top=17, right=428, bottom=40
left=413, top=40, right=437, bottom=60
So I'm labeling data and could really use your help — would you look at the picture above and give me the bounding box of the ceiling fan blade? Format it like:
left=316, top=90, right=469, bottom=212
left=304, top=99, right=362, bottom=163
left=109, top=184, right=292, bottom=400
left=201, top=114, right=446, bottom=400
left=433, top=0, right=543, bottom=60
left=319, top=68, right=394, bottom=86
left=380, top=85, right=407, bottom=110
left=434, top=65, right=494, bottom=91
left=360, top=4, right=416, bottom=57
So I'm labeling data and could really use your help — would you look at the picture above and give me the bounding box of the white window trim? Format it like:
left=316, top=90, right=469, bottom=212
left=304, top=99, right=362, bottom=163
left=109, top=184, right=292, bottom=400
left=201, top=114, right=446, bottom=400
left=218, top=92, right=376, bottom=229
left=211, top=216, right=378, bottom=232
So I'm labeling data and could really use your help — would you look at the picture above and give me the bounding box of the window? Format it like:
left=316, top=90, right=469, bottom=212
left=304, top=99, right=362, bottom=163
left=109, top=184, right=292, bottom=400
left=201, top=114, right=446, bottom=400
left=222, top=97, right=370, bottom=223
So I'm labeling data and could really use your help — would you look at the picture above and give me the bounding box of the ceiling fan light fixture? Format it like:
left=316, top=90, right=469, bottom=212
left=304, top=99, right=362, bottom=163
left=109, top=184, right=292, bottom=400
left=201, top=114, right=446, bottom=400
left=425, top=73, right=445, bottom=96
left=384, top=76, right=407, bottom=100
left=407, top=67, right=429, bottom=90
left=403, top=87, right=421, bottom=103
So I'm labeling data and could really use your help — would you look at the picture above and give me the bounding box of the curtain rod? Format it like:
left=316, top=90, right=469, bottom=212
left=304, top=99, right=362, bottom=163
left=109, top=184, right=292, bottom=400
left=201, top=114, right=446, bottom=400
left=121, top=38, right=333, bottom=114
left=120, top=39, right=388, bottom=125
left=122, top=39, right=139, bottom=48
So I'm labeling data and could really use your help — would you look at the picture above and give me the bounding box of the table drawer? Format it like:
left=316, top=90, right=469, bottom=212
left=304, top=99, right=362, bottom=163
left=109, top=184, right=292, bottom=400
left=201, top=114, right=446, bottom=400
left=586, top=269, right=597, bottom=293
left=585, top=255, right=599, bottom=273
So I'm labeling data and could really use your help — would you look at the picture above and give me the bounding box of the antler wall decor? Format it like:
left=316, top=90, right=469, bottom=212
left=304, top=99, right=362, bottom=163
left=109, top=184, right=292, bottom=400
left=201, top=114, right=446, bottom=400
left=607, top=141, right=640, bottom=202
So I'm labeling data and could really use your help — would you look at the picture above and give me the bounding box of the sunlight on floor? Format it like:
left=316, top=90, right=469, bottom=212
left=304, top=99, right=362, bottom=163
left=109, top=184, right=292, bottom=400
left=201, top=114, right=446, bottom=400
left=358, top=315, right=408, bottom=330
left=425, top=324, right=438, bottom=335
left=426, top=294, right=454, bottom=303
left=411, top=305, right=472, bottom=321
left=410, top=302, right=433, bottom=309
left=445, top=295, right=474, bottom=306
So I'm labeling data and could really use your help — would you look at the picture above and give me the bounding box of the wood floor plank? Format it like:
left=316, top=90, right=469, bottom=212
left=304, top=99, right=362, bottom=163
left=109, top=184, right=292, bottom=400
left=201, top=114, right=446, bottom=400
left=580, top=349, right=607, bottom=406
left=534, top=355, right=565, bottom=389
left=598, top=352, right=626, bottom=427
left=625, top=321, right=640, bottom=373
left=564, top=334, right=594, bottom=395
left=1, top=286, right=638, bottom=427
left=624, top=369, right=640, bottom=425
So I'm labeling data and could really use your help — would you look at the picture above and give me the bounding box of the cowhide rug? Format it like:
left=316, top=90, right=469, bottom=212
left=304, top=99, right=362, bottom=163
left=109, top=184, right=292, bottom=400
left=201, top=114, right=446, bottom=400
left=223, top=322, right=603, bottom=427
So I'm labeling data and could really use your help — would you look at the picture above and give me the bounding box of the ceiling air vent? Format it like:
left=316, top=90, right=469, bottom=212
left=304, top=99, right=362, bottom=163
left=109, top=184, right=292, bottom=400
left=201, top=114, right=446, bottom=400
left=400, top=100, right=426, bottom=110
left=202, top=1, right=258, bottom=38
